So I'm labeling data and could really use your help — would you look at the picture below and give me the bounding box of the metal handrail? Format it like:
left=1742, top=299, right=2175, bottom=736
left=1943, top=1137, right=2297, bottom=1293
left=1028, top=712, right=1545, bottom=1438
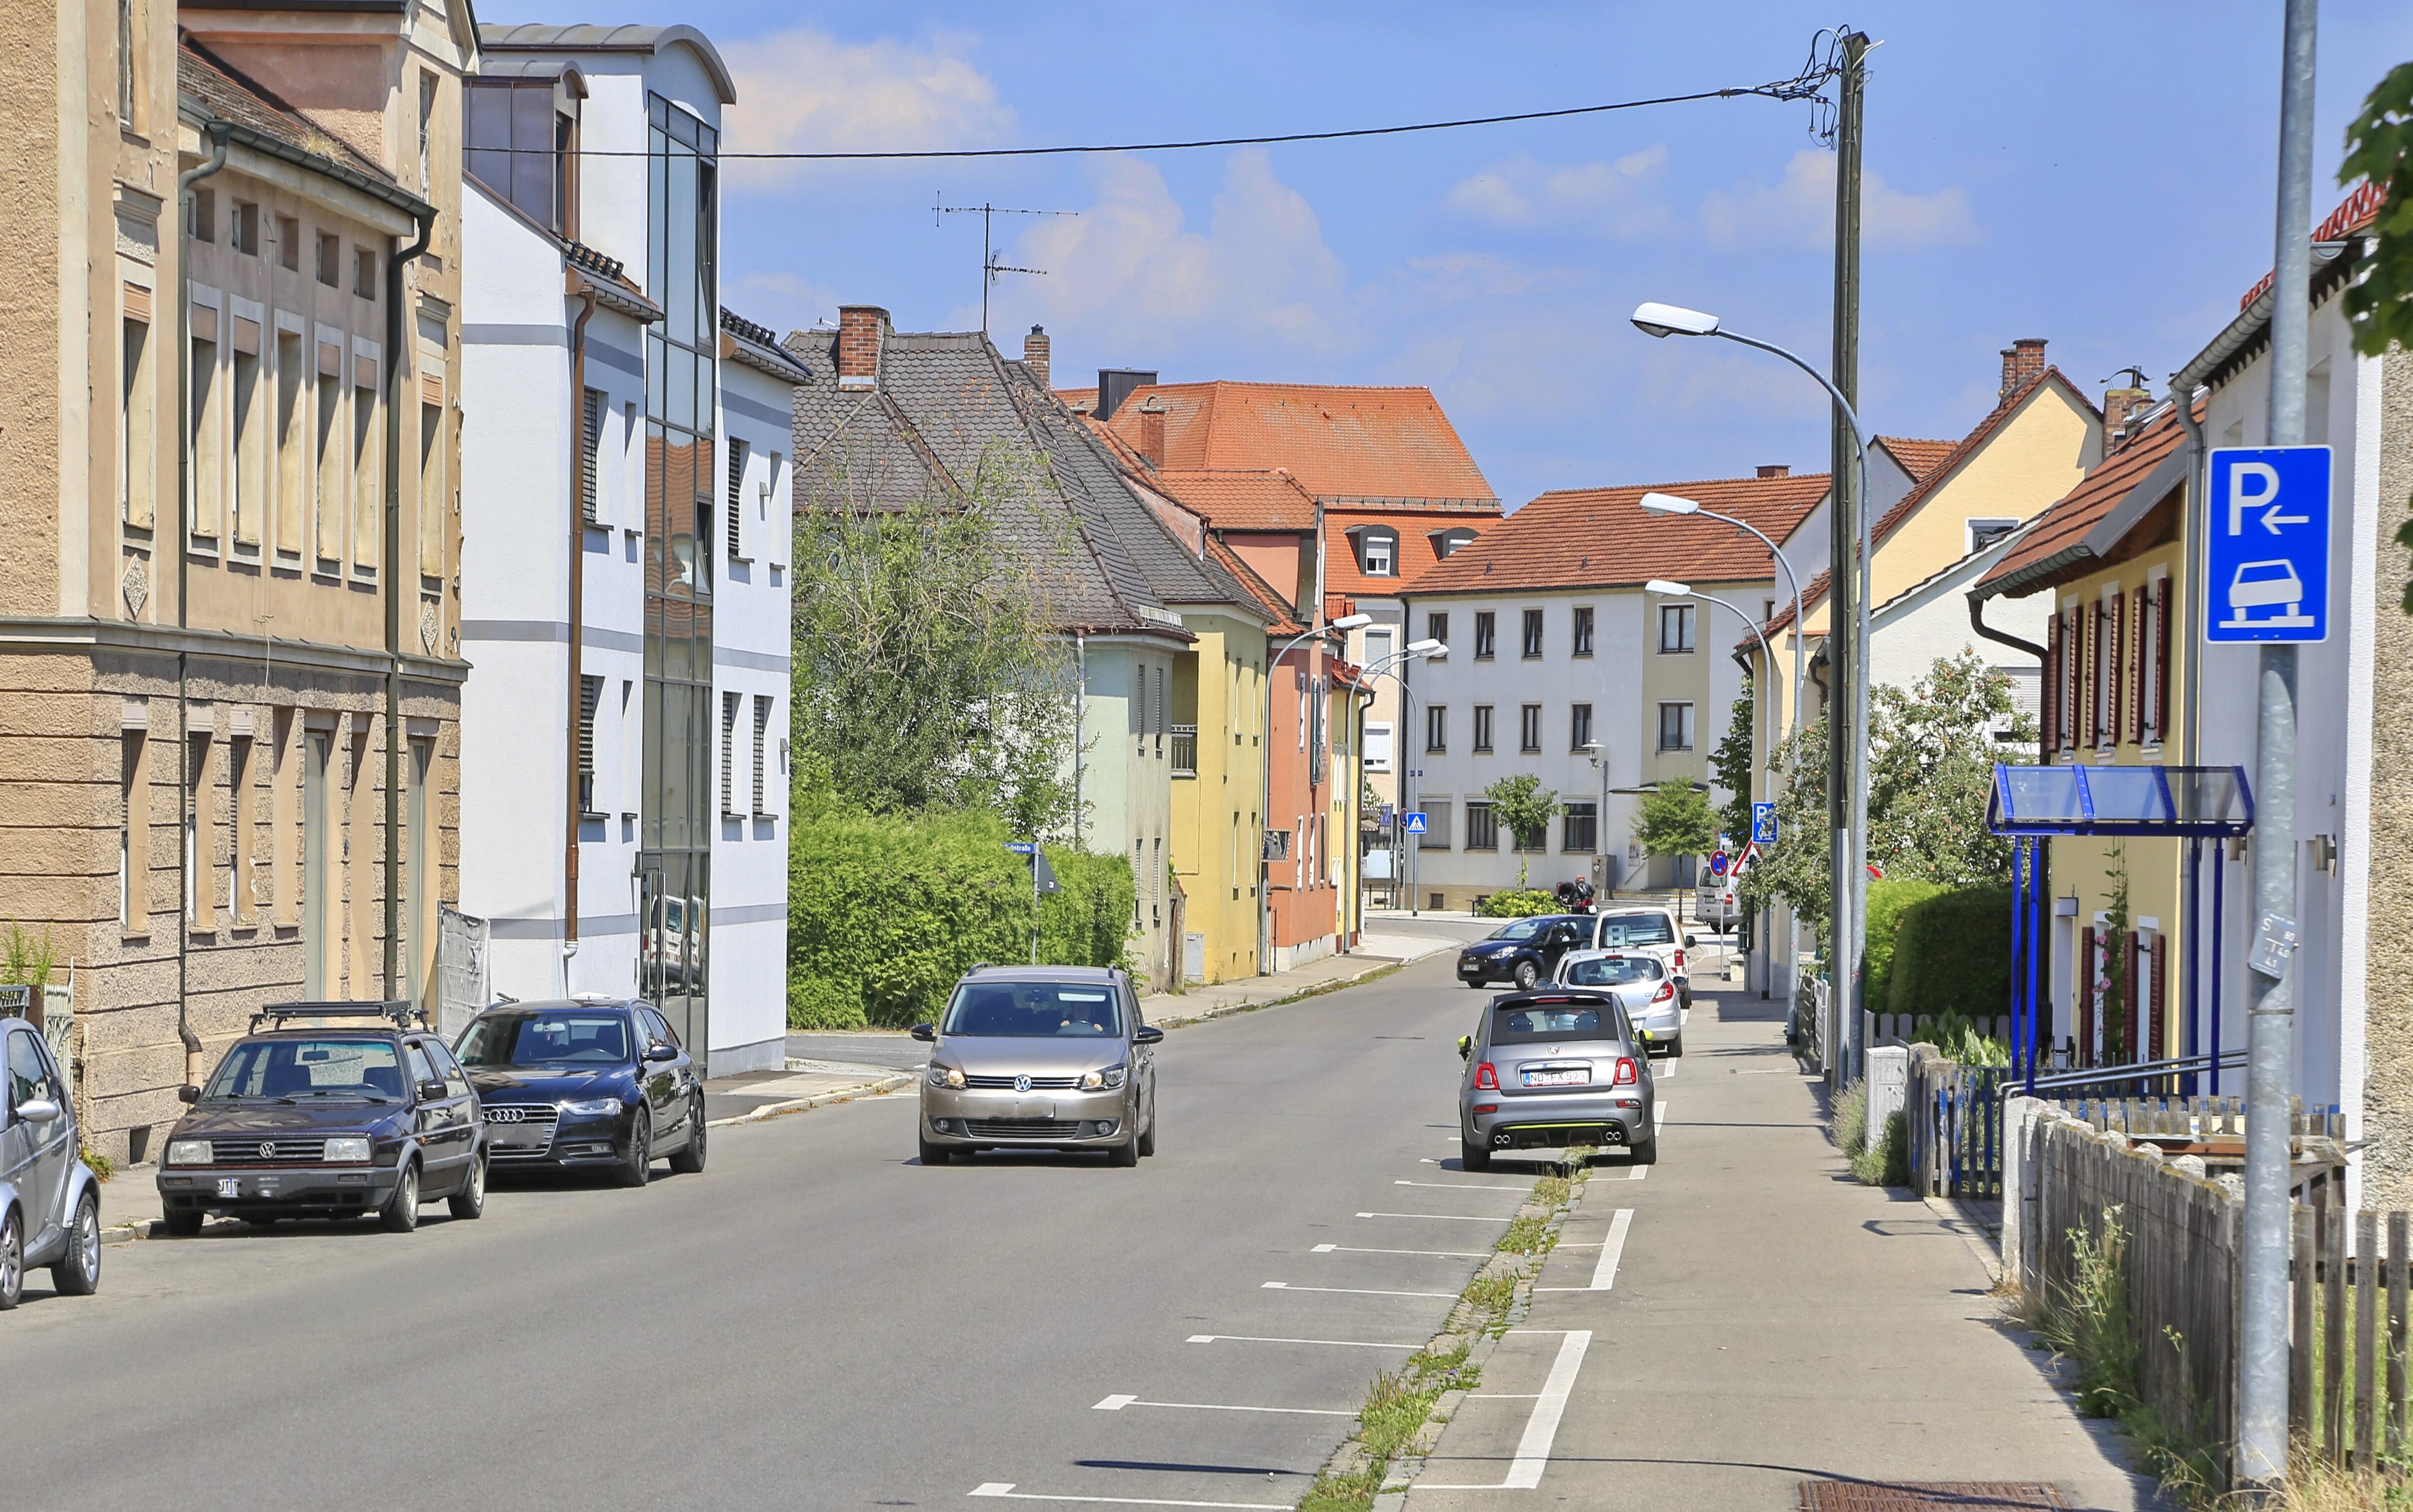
left=2025, top=1048, right=2248, bottom=1094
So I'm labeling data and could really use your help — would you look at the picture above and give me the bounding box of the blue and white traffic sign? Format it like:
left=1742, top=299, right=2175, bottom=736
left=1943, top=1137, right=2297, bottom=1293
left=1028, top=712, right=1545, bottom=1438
left=1709, top=850, right=1731, bottom=878
left=2206, top=446, right=2331, bottom=644
left=1400, top=811, right=1429, bottom=835
left=1751, top=802, right=1778, bottom=845
left=1005, top=841, right=1037, bottom=855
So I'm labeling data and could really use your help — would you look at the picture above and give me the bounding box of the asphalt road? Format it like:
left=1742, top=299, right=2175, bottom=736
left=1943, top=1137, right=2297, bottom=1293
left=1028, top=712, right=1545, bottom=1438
left=12, top=920, right=1514, bottom=1512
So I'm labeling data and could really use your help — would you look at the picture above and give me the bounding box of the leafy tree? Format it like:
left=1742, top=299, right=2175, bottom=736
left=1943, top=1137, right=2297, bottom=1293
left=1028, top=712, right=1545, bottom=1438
left=1484, top=774, right=1558, bottom=886
left=1707, top=676, right=1755, bottom=851
left=1634, top=781, right=1715, bottom=860
left=2339, top=63, right=2413, bottom=610
left=790, top=444, right=1081, bottom=836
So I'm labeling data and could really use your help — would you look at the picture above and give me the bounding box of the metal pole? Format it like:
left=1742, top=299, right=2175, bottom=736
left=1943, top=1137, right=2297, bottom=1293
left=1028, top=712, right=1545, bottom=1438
left=2012, top=840, right=2028, bottom=1090
left=2186, top=837, right=2202, bottom=1098
left=2213, top=843, right=2227, bottom=1098
left=1828, top=30, right=1868, bottom=1085
left=2237, top=0, right=2317, bottom=1490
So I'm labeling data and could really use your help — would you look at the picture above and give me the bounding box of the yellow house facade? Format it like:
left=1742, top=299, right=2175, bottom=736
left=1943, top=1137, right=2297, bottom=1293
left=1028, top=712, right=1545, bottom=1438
left=1167, top=601, right=1271, bottom=985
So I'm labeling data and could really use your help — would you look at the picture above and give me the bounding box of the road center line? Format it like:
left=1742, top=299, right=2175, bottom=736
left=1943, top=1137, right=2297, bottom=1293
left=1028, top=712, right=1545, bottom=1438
left=1356, top=1211, right=1505, bottom=1222
left=1186, top=1334, right=1423, bottom=1349
left=1263, top=1281, right=1457, bottom=1299
left=1311, top=1243, right=1491, bottom=1258
left=1093, top=1394, right=1353, bottom=1417
left=968, top=1486, right=1286, bottom=1510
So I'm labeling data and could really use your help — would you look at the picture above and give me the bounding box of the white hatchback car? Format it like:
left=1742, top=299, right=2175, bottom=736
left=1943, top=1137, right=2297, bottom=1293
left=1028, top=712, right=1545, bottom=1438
left=1553, top=949, right=1683, bottom=1056
left=1586, top=907, right=1697, bottom=1009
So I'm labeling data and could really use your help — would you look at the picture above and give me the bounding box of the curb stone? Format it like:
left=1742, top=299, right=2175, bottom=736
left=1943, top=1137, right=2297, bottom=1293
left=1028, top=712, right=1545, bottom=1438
left=706, top=1071, right=916, bottom=1128
left=1148, top=955, right=1410, bottom=1032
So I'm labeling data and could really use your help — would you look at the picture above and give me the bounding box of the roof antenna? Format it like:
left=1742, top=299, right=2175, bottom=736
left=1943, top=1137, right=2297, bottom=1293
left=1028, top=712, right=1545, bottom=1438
left=2101, top=366, right=2150, bottom=388
left=936, top=192, right=1077, bottom=334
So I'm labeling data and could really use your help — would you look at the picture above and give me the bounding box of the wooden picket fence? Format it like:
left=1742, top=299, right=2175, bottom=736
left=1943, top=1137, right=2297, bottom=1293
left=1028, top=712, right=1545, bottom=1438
left=2292, top=1194, right=2412, bottom=1468
left=1906, top=1047, right=2008, bottom=1198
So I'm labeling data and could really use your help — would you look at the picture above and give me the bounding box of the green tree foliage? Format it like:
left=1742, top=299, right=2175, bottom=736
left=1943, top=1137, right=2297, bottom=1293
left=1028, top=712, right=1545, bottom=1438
left=790, top=445, right=1080, bottom=837
left=2339, top=63, right=2413, bottom=610
left=1708, top=677, right=1755, bottom=851
left=1475, top=889, right=1558, bottom=919
left=1484, top=774, right=1558, bottom=885
left=1634, top=781, right=1715, bottom=860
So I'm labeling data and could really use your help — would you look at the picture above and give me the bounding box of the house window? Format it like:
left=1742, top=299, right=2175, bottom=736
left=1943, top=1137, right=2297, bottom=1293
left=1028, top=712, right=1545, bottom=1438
left=121, top=308, right=153, bottom=529
left=356, top=248, right=378, bottom=299
left=272, top=330, right=302, bottom=553
left=1356, top=529, right=1396, bottom=576
left=752, top=694, right=773, bottom=815
left=1572, top=605, right=1594, bottom=657
left=190, top=188, right=215, bottom=243
left=1968, top=517, right=2019, bottom=554
left=2141, top=576, right=2170, bottom=745
left=720, top=691, right=741, bottom=815
left=313, top=352, right=344, bottom=561
left=577, top=675, right=602, bottom=815
left=230, top=200, right=258, bottom=256
left=1425, top=704, right=1447, bottom=753
left=1365, top=721, right=1392, bottom=773
left=276, top=214, right=300, bottom=272
left=116, top=0, right=137, bottom=127
left=418, top=72, right=437, bottom=192
left=580, top=387, right=605, bottom=524
left=1417, top=800, right=1451, bottom=849
left=228, top=342, right=261, bottom=545
left=1659, top=603, right=1695, bottom=653
left=189, top=328, right=221, bottom=539
left=1434, top=527, right=1476, bottom=560
left=1563, top=800, right=1598, bottom=853
left=1658, top=701, right=1695, bottom=751
left=2095, top=587, right=2120, bottom=749
left=725, top=436, right=747, bottom=562
left=351, top=371, right=380, bottom=572
left=1570, top=702, right=1593, bottom=751
left=1472, top=705, right=1494, bottom=753
left=1473, top=612, right=1495, bottom=660
left=1521, top=608, right=1543, bottom=658
left=1426, top=611, right=1449, bottom=650
left=1519, top=704, right=1542, bottom=753
left=316, top=232, right=341, bottom=287
left=1465, top=801, right=1498, bottom=851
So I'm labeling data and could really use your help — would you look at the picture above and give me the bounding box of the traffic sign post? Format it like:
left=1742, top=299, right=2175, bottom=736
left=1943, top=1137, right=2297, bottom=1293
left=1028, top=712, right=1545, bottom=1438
left=1751, top=802, right=1778, bottom=845
left=1400, top=811, right=1428, bottom=835
left=2205, top=445, right=2332, bottom=644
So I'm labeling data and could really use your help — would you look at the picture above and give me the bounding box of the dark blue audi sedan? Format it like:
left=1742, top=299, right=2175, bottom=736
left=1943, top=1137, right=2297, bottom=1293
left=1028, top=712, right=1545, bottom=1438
left=452, top=998, right=705, bottom=1187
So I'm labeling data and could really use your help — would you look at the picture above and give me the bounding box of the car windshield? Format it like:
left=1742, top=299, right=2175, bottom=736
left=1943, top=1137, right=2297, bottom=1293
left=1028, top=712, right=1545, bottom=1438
left=1563, top=955, right=1664, bottom=987
left=205, top=1037, right=402, bottom=1102
left=456, top=1010, right=632, bottom=1067
left=941, top=982, right=1123, bottom=1037
left=1484, top=918, right=1550, bottom=943
left=1595, top=913, right=1675, bottom=947
left=1490, top=998, right=1626, bottom=1045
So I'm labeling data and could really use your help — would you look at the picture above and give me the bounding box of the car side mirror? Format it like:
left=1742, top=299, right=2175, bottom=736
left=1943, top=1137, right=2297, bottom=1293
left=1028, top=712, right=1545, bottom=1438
left=910, top=1023, right=936, bottom=1043
left=646, top=1044, right=679, bottom=1063
left=1134, top=1025, right=1164, bottom=1045
left=1457, top=1035, right=1472, bottom=1060
left=1685, top=935, right=1698, bottom=949
left=418, top=1080, right=449, bottom=1102
left=15, top=1097, right=60, bottom=1124
left=178, top=1085, right=201, bottom=1105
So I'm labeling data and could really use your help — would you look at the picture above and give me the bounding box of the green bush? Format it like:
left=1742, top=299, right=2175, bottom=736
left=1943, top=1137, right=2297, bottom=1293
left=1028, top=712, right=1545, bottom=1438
left=1862, top=879, right=1948, bottom=1009
left=1476, top=889, right=1556, bottom=918
left=787, top=806, right=1138, bottom=1030
left=1886, top=884, right=2013, bottom=1020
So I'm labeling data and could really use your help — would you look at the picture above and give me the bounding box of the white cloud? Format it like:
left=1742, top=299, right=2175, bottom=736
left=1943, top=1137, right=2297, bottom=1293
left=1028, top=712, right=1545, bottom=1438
left=722, top=27, right=1013, bottom=186
left=1699, top=150, right=1977, bottom=252
left=995, top=149, right=1354, bottom=357
left=1443, top=146, right=1674, bottom=238
left=734, top=270, right=840, bottom=337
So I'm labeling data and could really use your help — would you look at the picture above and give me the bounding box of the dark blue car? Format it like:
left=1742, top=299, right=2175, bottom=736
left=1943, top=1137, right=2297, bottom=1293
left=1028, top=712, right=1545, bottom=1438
left=454, top=998, right=705, bottom=1186
left=1455, top=915, right=1592, bottom=991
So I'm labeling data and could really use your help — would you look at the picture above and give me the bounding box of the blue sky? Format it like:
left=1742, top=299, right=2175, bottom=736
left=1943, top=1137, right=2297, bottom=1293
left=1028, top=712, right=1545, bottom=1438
left=502, top=1, right=2413, bottom=510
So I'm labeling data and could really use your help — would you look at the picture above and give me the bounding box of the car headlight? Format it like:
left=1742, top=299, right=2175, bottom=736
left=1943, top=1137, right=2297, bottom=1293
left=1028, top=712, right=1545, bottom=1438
left=559, top=1097, right=622, bottom=1117
left=167, top=1138, right=212, bottom=1166
left=927, top=1064, right=965, bottom=1089
left=1079, top=1065, right=1128, bottom=1092
left=322, top=1136, right=372, bottom=1163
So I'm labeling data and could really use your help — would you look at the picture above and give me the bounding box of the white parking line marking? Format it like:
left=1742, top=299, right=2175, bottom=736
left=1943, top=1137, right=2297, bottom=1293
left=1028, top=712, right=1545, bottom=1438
left=1186, top=1333, right=1423, bottom=1349
left=1356, top=1211, right=1505, bottom=1222
left=1536, top=1207, right=1634, bottom=1292
left=1262, top=1281, right=1457, bottom=1299
left=1093, top=1395, right=1352, bottom=1418
left=1313, top=1244, right=1492, bottom=1259
left=1658, top=1060, right=1676, bottom=1078
left=1466, top=1393, right=1541, bottom=1399
left=967, top=1486, right=1286, bottom=1509
left=1411, top=1329, right=1593, bottom=1491
left=1655, top=1101, right=1669, bottom=1132
left=1394, top=1179, right=1525, bottom=1191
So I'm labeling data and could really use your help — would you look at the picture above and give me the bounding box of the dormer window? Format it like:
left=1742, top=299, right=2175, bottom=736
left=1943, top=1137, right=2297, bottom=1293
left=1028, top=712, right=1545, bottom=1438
left=1352, top=527, right=1398, bottom=577
left=1431, top=526, right=1477, bottom=560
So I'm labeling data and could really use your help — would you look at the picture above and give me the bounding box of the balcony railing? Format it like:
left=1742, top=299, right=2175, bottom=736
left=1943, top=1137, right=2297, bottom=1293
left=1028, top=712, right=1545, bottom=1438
left=1171, top=724, right=1198, bottom=776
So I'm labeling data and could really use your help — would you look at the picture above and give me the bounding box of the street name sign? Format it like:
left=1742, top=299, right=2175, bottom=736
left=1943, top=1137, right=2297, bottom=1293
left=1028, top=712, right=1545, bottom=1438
left=2205, top=445, right=2331, bottom=644
left=1005, top=841, right=1037, bottom=855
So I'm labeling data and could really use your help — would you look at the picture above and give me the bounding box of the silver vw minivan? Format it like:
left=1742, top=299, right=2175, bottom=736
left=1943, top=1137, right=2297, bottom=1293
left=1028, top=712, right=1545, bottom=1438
left=1457, top=987, right=1656, bottom=1172
left=913, top=966, right=1162, bottom=1166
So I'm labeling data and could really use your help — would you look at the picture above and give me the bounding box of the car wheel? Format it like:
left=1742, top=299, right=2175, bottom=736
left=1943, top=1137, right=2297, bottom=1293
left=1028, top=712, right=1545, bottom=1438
left=918, top=1136, right=952, bottom=1166
left=447, top=1152, right=488, bottom=1220
left=0, top=1207, right=21, bottom=1310
left=1461, top=1137, right=1492, bottom=1173
left=378, top=1160, right=421, bottom=1233
left=53, top=1190, right=100, bottom=1296
left=1629, top=1133, right=1659, bottom=1167
left=1136, top=1107, right=1157, bottom=1158
left=163, top=1208, right=202, bottom=1238
left=1669, top=1034, right=1685, bottom=1059
left=670, top=1097, right=708, bottom=1174
left=1513, top=960, right=1540, bottom=990
left=617, top=1109, right=653, bottom=1188
left=1110, top=1136, right=1139, bottom=1168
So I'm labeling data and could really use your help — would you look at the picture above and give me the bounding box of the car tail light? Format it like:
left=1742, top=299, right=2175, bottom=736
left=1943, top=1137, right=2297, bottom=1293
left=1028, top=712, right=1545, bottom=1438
left=1475, top=1062, right=1499, bottom=1091
left=1613, top=1057, right=1639, bottom=1086
left=1674, top=948, right=1686, bottom=972
left=1652, top=981, right=1675, bottom=1004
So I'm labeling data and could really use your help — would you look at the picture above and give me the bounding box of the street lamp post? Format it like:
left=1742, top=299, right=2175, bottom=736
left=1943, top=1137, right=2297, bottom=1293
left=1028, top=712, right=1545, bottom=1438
left=1261, top=613, right=1374, bottom=976
left=1632, top=300, right=1877, bottom=1084
left=1637, top=492, right=1806, bottom=752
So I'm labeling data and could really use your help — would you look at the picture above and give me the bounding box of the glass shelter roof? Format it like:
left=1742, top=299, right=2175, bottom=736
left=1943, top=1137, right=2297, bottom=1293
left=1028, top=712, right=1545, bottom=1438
left=1988, top=764, right=2255, bottom=838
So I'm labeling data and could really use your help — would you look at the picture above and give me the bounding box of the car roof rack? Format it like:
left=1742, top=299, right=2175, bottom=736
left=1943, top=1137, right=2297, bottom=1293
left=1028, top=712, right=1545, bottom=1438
left=250, top=999, right=426, bottom=1033
left=568, top=992, right=623, bottom=1005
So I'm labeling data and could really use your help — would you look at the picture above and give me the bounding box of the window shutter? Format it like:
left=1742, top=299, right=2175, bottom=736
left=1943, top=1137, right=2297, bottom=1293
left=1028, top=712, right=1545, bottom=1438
left=2155, top=579, right=2173, bottom=745
left=2130, top=585, right=2148, bottom=744
left=579, top=388, right=603, bottom=524
left=2041, top=611, right=2061, bottom=755
left=725, top=437, right=747, bottom=562
left=2080, top=607, right=2097, bottom=750
left=2149, top=932, right=2167, bottom=1063
left=720, top=691, right=740, bottom=814
left=2077, top=925, right=2097, bottom=1066
left=751, top=695, right=770, bottom=815
left=2105, top=597, right=2122, bottom=746
left=576, top=675, right=601, bottom=813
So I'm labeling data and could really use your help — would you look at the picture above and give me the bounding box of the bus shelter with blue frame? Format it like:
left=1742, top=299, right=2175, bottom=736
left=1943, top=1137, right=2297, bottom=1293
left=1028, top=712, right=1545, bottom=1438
left=1987, top=764, right=2254, bottom=1096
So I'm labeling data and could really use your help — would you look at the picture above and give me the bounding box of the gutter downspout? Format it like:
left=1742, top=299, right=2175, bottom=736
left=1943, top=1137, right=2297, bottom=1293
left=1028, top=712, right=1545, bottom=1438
left=2174, top=391, right=2208, bottom=769
left=564, top=282, right=599, bottom=977
left=1968, top=593, right=2048, bottom=660
left=382, top=205, right=436, bottom=1003
left=177, top=120, right=231, bottom=1087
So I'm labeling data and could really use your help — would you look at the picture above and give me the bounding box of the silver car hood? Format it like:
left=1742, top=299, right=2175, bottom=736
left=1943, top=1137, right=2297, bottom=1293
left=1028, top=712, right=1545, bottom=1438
left=933, top=1036, right=1127, bottom=1077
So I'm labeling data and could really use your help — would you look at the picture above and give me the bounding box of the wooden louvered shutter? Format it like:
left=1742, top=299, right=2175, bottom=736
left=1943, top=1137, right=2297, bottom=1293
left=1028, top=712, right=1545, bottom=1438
left=2149, top=932, right=2167, bottom=1063
left=2078, top=926, right=2097, bottom=1066
left=2041, top=611, right=2061, bottom=755
left=579, top=388, right=603, bottom=524
left=2106, top=596, right=2123, bottom=747
left=2131, top=585, right=2149, bottom=744
left=2082, top=604, right=2099, bottom=750
left=2155, top=579, right=2173, bottom=745
left=576, top=675, right=601, bottom=813
left=2063, top=607, right=2080, bottom=752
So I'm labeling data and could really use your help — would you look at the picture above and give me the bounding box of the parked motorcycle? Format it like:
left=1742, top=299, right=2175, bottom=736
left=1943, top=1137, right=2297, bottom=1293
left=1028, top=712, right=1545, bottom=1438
left=1553, top=878, right=1596, bottom=914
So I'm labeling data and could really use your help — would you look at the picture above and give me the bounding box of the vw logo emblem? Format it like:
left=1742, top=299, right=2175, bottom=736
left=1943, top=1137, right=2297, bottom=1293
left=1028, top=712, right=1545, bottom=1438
left=257, top=1141, right=276, bottom=1160
left=1014, top=1074, right=1032, bottom=1094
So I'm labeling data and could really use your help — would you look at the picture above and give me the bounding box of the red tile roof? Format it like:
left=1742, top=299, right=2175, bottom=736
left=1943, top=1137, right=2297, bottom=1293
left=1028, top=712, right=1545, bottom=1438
left=1154, top=469, right=1319, bottom=532
left=1205, top=535, right=1305, bottom=636
left=1061, top=381, right=1499, bottom=508
left=2238, top=182, right=2387, bottom=307
left=1875, top=435, right=1957, bottom=482
left=1410, top=471, right=1829, bottom=596
left=1326, top=509, right=1498, bottom=597
left=1974, top=405, right=2195, bottom=598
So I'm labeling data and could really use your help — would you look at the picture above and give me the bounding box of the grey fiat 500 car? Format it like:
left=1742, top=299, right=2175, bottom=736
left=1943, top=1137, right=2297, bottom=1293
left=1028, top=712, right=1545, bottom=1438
left=2, top=1011, right=103, bottom=1308
left=1456, top=987, right=1656, bottom=1172
left=913, top=966, right=1162, bottom=1166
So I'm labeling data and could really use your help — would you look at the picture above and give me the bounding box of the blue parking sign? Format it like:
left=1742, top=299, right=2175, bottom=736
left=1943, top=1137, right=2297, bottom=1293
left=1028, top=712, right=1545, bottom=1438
left=2205, top=446, right=2331, bottom=644
left=1751, top=801, right=1777, bottom=845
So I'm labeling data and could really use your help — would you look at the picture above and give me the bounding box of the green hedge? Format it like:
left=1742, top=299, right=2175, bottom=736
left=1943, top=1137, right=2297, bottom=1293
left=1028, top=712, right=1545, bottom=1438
left=787, top=807, right=1138, bottom=1030
left=1862, top=879, right=1948, bottom=1010
left=1886, top=884, right=2013, bottom=1021
left=1476, top=889, right=1557, bottom=918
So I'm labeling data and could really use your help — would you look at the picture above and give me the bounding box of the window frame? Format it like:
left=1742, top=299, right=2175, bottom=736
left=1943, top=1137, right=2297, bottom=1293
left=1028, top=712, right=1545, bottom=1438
left=1571, top=605, right=1594, bottom=658
left=1464, top=800, right=1498, bottom=852
left=1355, top=528, right=1397, bottom=577
left=1657, top=701, right=1695, bottom=752
left=1518, top=703, right=1542, bottom=753
left=1425, top=704, right=1447, bottom=754
left=1471, top=704, right=1494, bottom=754
left=1473, top=611, right=1495, bottom=660
left=1658, top=602, right=1695, bottom=654
left=1569, top=702, right=1593, bottom=752
left=1520, top=608, right=1544, bottom=659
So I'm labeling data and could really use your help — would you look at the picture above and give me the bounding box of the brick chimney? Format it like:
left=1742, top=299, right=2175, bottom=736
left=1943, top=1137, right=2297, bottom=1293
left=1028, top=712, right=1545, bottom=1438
left=1022, top=325, right=1050, bottom=389
left=1997, top=338, right=2047, bottom=405
left=1137, top=399, right=1166, bottom=468
left=837, top=305, right=888, bottom=390
left=2101, top=375, right=2153, bottom=454
left=1755, top=464, right=1789, bottom=479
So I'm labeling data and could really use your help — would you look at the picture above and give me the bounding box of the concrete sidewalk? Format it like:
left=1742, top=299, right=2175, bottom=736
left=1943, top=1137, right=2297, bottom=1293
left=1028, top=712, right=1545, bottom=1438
left=1141, top=933, right=1455, bottom=1028
left=1394, top=984, right=2166, bottom=1512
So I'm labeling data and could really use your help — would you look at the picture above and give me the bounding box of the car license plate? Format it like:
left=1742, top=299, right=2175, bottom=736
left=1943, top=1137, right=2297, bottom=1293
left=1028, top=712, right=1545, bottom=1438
left=1521, top=1066, right=1590, bottom=1088
left=494, top=1125, right=550, bottom=1148
left=216, top=1177, right=241, bottom=1198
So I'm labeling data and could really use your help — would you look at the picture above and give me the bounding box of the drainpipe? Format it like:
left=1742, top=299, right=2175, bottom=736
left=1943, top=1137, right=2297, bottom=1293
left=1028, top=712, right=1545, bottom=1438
left=2173, top=391, right=2208, bottom=770
left=1967, top=593, right=2047, bottom=660
left=381, top=205, right=435, bottom=1004
left=563, top=282, right=599, bottom=967
left=176, top=119, right=232, bottom=1087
